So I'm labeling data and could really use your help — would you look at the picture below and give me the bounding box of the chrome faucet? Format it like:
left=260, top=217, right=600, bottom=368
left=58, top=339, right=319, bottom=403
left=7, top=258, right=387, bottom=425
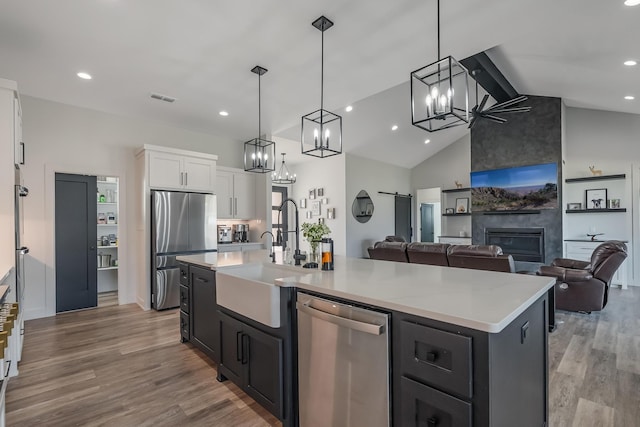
left=260, top=231, right=276, bottom=263
left=277, top=198, right=305, bottom=266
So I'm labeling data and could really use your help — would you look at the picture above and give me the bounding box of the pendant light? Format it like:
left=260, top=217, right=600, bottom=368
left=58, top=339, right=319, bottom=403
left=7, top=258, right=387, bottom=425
left=244, top=65, right=276, bottom=173
left=301, top=16, right=342, bottom=158
left=272, top=153, right=296, bottom=185
left=410, top=0, right=469, bottom=132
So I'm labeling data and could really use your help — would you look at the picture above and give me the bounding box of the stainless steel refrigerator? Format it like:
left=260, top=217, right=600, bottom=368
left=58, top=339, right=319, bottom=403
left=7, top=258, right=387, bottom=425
left=151, top=190, right=217, bottom=310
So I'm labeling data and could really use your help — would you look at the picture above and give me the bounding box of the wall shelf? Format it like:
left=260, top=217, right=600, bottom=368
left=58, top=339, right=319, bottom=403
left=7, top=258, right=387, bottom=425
left=442, top=213, right=471, bottom=217
left=481, top=210, right=541, bottom=215
left=565, top=174, right=626, bottom=183
left=97, top=245, right=118, bottom=249
left=97, top=180, right=118, bottom=185
left=98, top=266, right=118, bottom=271
left=442, top=187, right=471, bottom=193
left=565, top=208, right=627, bottom=214
left=97, top=202, right=117, bottom=205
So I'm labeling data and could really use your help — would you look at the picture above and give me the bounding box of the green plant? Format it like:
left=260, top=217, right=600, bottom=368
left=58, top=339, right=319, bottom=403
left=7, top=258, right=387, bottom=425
left=301, top=222, right=331, bottom=254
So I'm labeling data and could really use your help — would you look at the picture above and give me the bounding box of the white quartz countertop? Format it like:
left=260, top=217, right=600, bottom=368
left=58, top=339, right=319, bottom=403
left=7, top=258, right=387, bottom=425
left=177, top=250, right=554, bottom=333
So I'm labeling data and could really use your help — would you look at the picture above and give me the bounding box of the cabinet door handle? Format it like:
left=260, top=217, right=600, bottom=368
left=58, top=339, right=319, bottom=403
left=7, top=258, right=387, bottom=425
left=234, top=198, right=238, bottom=216
left=230, top=198, right=233, bottom=215
left=195, top=277, right=208, bottom=283
left=426, top=351, right=438, bottom=363
left=185, top=172, right=188, bottom=187
left=241, top=333, right=249, bottom=364
left=20, top=142, right=25, bottom=165
left=236, top=331, right=243, bottom=362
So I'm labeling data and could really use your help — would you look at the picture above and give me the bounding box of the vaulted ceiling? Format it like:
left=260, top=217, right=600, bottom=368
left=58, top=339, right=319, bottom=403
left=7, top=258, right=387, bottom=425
left=1, top=0, right=638, bottom=168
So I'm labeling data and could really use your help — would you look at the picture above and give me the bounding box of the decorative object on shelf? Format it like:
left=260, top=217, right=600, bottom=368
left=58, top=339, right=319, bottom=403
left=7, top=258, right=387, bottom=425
left=327, top=208, right=335, bottom=219
left=312, top=200, right=321, bottom=216
left=445, top=208, right=455, bottom=214
left=244, top=65, right=276, bottom=174
left=106, top=212, right=116, bottom=224
left=97, top=213, right=106, bottom=224
left=301, top=16, right=342, bottom=158
left=609, top=199, right=621, bottom=209
left=301, top=221, right=331, bottom=265
left=567, top=203, right=582, bottom=210
left=455, top=198, right=469, bottom=213
left=586, top=188, right=607, bottom=209
left=587, top=232, right=605, bottom=241
left=300, top=198, right=307, bottom=209
left=468, top=69, right=531, bottom=129
left=410, top=0, right=469, bottom=132
left=309, top=188, right=316, bottom=200
left=99, top=193, right=106, bottom=203
left=455, top=180, right=463, bottom=189
left=589, top=165, right=603, bottom=176
left=365, top=203, right=373, bottom=216
left=317, top=188, right=324, bottom=197
left=272, top=153, right=296, bottom=184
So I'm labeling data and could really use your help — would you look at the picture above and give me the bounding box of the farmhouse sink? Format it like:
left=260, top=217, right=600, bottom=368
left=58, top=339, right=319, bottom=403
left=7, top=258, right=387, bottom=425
left=216, top=263, right=304, bottom=328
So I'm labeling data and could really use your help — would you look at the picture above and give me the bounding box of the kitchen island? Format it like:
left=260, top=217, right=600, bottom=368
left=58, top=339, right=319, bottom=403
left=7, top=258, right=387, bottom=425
left=177, top=250, right=555, bottom=427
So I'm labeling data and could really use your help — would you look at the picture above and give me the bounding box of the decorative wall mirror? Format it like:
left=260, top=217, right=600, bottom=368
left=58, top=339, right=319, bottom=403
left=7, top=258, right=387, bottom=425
left=352, top=190, right=374, bottom=223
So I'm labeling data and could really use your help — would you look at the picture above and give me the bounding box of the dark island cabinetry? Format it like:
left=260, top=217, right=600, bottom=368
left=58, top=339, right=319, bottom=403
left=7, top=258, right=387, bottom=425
left=217, top=310, right=284, bottom=419
left=178, top=262, right=219, bottom=363
left=393, top=294, right=548, bottom=427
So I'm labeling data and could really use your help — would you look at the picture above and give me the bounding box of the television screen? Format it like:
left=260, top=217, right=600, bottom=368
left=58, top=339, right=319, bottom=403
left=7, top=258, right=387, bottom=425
left=471, top=163, right=558, bottom=212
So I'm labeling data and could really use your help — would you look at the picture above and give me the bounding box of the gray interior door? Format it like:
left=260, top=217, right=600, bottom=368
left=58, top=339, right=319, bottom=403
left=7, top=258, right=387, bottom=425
left=55, top=173, right=97, bottom=312
left=395, top=196, right=412, bottom=243
left=420, top=203, right=434, bottom=242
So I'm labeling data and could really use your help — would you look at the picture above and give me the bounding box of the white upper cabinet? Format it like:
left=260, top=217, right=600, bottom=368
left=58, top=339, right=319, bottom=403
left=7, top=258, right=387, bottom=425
left=145, top=146, right=217, bottom=193
left=216, top=167, right=256, bottom=220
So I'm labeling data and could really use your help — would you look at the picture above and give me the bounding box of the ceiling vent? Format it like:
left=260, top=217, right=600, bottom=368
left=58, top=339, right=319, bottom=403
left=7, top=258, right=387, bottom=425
left=150, top=93, right=176, bottom=103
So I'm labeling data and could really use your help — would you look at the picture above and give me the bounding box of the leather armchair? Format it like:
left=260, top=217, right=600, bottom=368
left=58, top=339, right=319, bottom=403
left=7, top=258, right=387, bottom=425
left=537, top=241, right=627, bottom=312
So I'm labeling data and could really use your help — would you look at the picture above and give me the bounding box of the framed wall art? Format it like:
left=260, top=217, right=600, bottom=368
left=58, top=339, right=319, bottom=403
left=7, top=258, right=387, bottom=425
left=455, top=197, right=469, bottom=214
left=586, top=189, right=607, bottom=209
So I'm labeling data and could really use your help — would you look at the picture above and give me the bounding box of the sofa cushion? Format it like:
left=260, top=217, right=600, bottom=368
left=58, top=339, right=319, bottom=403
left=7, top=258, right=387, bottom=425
left=406, top=242, right=450, bottom=266
left=446, top=245, right=515, bottom=273
left=367, top=241, right=409, bottom=262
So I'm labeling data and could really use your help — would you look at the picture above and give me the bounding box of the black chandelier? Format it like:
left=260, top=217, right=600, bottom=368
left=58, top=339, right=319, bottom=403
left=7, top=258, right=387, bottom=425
left=410, top=0, right=469, bottom=132
left=244, top=65, right=276, bottom=173
left=272, top=153, right=296, bottom=185
left=301, top=16, right=342, bottom=158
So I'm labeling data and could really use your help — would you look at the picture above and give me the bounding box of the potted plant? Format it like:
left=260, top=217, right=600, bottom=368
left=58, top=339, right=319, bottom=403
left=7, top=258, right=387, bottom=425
left=301, top=221, right=331, bottom=263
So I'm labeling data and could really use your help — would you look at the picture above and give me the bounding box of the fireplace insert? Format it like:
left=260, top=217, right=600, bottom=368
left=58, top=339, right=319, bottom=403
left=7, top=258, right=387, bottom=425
left=485, top=228, right=545, bottom=262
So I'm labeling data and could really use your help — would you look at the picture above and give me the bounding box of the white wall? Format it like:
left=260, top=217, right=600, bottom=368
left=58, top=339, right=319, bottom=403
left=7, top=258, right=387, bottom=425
left=564, top=106, right=640, bottom=285
left=345, top=154, right=411, bottom=258
left=411, top=134, right=471, bottom=192
left=21, top=95, right=242, bottom=319
left=287, top=155, right=347, bottom=256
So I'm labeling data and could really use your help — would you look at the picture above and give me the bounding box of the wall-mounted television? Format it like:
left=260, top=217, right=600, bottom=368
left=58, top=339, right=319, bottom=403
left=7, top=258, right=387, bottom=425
left=471, top=162, right=558, bottom=212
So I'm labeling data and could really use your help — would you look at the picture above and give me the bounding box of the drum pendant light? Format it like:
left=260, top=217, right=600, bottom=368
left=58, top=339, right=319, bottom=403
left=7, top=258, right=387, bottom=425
left=244, top=65, right=276, bottom=173
left=410, top=0, right=469, bottom=132
left=301, top=16, right=342, bottom=158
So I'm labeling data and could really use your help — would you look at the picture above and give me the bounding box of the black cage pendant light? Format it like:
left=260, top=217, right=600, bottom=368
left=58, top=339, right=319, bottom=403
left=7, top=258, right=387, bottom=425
left=410, top=0, right=469, bottom=132
left=301, top=16, right=342, bottom=158
left=272, top=153, right=296, bottom=185
left=244, top=65, right=276, bottom=173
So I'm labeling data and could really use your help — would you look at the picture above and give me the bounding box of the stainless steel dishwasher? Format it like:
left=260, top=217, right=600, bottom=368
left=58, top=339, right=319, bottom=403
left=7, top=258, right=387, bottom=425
left=296, top=292, right=390, bottom=427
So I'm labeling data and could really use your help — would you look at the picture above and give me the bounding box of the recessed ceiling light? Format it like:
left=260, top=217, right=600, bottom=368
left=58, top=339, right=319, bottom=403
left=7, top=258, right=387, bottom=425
left=77, top=72, right=92, bottom=80
left=345, top=105, right=353, bottom=112
left=624, top=60, right=637, bottom=66
left=424, top=139, right=431, bottom=144
left=219, top=111, right=229, bottom=116
left=391, top=125, right=398, bottom=131
left=624, top=0, right=640, bottom=6
left=624, top=95, right=635, bottom=100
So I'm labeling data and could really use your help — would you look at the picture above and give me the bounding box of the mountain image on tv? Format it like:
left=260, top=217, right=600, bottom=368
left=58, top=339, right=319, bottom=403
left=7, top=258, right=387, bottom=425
left=471, top=163, right=558, bottom=211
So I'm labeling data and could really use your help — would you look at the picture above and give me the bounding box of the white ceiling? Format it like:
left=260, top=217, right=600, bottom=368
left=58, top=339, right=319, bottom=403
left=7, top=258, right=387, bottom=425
left=1, top=0, right=638, bottom=169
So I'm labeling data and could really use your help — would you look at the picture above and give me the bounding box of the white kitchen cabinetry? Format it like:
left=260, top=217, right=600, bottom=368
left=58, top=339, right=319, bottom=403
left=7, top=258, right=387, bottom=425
left=565, top=241, right=628, bottom=289
left=148, top=148, right=217, bottom=192
left=217, top=167, right=256, bottom=220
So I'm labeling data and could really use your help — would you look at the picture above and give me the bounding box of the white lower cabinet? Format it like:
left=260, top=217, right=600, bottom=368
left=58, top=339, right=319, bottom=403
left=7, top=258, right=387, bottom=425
left=565, top=241, right=628, bottom=289
left=216, top=168, right=256, bottom=220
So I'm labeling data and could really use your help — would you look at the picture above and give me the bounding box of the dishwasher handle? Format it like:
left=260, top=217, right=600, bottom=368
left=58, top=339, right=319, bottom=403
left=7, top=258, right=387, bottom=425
left=296, top=301, right=384, bottom=336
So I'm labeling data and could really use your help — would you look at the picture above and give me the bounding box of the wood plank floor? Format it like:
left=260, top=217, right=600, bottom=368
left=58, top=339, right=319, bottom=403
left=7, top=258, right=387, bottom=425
left=6, top=287, right=640, bottom=426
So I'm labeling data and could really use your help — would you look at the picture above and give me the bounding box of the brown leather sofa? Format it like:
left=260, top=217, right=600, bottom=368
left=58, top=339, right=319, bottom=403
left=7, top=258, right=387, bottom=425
left=447, top=244, right=516, bottom=273
left=369, top=241, right=516, bottom=273
left=537, top=241, right=627, bottom=312
left=406, top=242, right=450, bottom=266
left=367, top=241, right=409, bottom=262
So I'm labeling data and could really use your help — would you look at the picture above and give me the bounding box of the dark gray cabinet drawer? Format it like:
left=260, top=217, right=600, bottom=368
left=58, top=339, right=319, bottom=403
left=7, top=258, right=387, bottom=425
left=180, top=311, right=190, bottom=342
left=400, top=321, right=473, bottom=398
left=179, top=285, right=189, bottom=313
left=179, top=263, right=189, bottom=286
left=400, top=376, right=472, bottom=427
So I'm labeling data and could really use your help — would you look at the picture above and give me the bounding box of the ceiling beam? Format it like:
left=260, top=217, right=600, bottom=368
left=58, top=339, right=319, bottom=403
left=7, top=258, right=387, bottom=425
left=460, top=51, right=519, bottom=104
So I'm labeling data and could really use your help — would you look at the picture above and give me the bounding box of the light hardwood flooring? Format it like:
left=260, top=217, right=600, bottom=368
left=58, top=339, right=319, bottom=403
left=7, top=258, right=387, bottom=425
left=6, top=287, right=640, bottom=426
left=97, top=291, right=118, bottom=307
